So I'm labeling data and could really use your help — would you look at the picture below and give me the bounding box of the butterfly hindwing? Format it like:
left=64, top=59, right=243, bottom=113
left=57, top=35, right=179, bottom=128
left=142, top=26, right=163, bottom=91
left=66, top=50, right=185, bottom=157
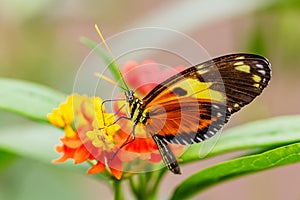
left=145, top=97, right=229, bottom=145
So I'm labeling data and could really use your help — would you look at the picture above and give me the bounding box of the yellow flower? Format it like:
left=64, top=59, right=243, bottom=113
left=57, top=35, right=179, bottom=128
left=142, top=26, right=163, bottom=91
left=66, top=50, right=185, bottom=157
left=86, top=129, right=115, bottom=151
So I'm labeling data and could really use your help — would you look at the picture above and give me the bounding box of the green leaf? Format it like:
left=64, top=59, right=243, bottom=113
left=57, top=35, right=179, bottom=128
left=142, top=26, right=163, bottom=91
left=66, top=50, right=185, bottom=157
left=0, top=78, right=66, bottom=123
left=0, top=123, right=109, bottom=182
left=171, top=142, right=300, bottom=200
left=0, top=150, right=18, bottom=174
left=80, top=37, right=128, bottom=91
left=181, top=115, right=300, bottom=163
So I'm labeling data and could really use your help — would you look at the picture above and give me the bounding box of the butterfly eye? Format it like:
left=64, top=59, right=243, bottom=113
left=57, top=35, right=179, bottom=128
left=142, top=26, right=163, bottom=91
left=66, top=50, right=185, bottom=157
left=125, top=90, right=135, bottom=103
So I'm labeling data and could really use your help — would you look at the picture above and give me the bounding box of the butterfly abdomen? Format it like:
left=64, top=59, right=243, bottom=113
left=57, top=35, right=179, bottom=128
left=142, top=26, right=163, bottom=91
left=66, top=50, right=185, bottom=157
left=152, top=134, right=181, bottom=174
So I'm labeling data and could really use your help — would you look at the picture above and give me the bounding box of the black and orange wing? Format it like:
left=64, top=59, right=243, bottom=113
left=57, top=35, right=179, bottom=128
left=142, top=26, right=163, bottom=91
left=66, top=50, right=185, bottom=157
left=142, top=53, right=271, bottom=145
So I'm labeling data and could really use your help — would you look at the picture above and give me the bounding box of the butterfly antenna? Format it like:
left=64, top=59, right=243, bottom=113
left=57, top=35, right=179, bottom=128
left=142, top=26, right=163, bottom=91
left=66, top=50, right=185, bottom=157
left=94, top=72, right=127, bottom=91
left=94, top=24, right=129, bottom=91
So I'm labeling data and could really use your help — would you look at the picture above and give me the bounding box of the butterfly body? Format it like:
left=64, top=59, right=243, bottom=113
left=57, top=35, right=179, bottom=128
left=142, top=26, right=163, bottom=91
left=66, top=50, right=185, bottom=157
left=125, top=90, right=182, bottom=173
left=122, top=53, right=271, bottom=174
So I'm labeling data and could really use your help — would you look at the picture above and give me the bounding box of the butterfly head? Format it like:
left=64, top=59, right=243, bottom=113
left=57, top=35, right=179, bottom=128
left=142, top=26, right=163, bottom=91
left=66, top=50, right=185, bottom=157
left=125, top=90, right=135, bottom=105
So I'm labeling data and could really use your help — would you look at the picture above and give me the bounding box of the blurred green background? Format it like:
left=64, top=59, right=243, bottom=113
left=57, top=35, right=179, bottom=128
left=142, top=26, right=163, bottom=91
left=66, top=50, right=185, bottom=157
left=1, top=0, right=300, bottom=199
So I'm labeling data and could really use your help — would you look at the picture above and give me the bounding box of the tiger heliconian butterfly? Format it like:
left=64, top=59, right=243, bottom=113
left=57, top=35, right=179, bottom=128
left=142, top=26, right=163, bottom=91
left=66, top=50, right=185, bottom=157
left=118, top=53, right=271, bottom=174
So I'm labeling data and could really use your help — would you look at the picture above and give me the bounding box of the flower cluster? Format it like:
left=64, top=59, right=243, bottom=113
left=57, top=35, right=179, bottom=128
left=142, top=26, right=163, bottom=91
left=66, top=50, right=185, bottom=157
left=47, top=60, right=185, bottom=179
left=48, top=94, right=123, bottom=179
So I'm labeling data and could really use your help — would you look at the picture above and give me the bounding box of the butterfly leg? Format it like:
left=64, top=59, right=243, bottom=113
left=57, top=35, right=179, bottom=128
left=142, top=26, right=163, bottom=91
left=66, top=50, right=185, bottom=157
left=102, top=99, right=130, bottom=118
left=118, top=121, right=137, bottom=149
left=99, top=98, right=129, bottom=129
left=98, top=115, right=132, bottom=131
left=152, top=135, right=181, bottom=174
left=107, top=121, right=137, bottom=161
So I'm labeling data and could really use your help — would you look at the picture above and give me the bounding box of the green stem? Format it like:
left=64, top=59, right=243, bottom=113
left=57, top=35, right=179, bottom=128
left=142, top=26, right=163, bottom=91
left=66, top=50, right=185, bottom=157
left=129, top=176, right=139, bottom=198
left=128, top=170, right=167, bottom=200
left=148, top=169, right=167, bottom=197
left=113, top=179, right=125, bottom=200
left=145, top=169, right=167, bottom=200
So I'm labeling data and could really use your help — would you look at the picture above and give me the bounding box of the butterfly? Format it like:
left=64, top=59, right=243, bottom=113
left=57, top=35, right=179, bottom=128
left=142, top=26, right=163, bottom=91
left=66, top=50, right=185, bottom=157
left=117, top=53, right=271, bottom=174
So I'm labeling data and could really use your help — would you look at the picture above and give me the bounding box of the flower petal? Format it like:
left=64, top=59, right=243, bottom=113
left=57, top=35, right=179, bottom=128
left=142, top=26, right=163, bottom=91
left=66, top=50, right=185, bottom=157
left=64, top=125, right=77, bottom=139
left=107, top=155, right=123, bottom=180
left=87, top=162, right=106, bottom=174
left=52, top=146, right=75, bottom=163
left=149, top=153, right=162, bottom=163
left=47, top=108, right=65, bottom=128
left=60, top=137, right=82, bottom=148
left=74, top=145, right=91, bottom=164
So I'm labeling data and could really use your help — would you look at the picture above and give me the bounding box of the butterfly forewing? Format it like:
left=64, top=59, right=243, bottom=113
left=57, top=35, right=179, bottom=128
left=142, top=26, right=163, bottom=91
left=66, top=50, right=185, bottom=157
left=202, top=54, right=271, bottom=113
left=141, top=54, right=271, bottom=145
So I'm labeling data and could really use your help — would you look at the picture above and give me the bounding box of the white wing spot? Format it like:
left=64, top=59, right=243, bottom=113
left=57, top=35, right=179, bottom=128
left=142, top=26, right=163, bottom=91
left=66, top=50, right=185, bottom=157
left=195, top=136, right=203, bottom=142
left=256, top=64, right=264, bottom=69
left=262, top=78, right=267, bottom=83
left=212, top=104, right=220, bottom=109
left=258, top=69, right=266, bottom=75
left=209, top=131, right=215, bottom=135
left=203, top=134, right=209, bottom=139
left=182, top=139, right=189, bottom=145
